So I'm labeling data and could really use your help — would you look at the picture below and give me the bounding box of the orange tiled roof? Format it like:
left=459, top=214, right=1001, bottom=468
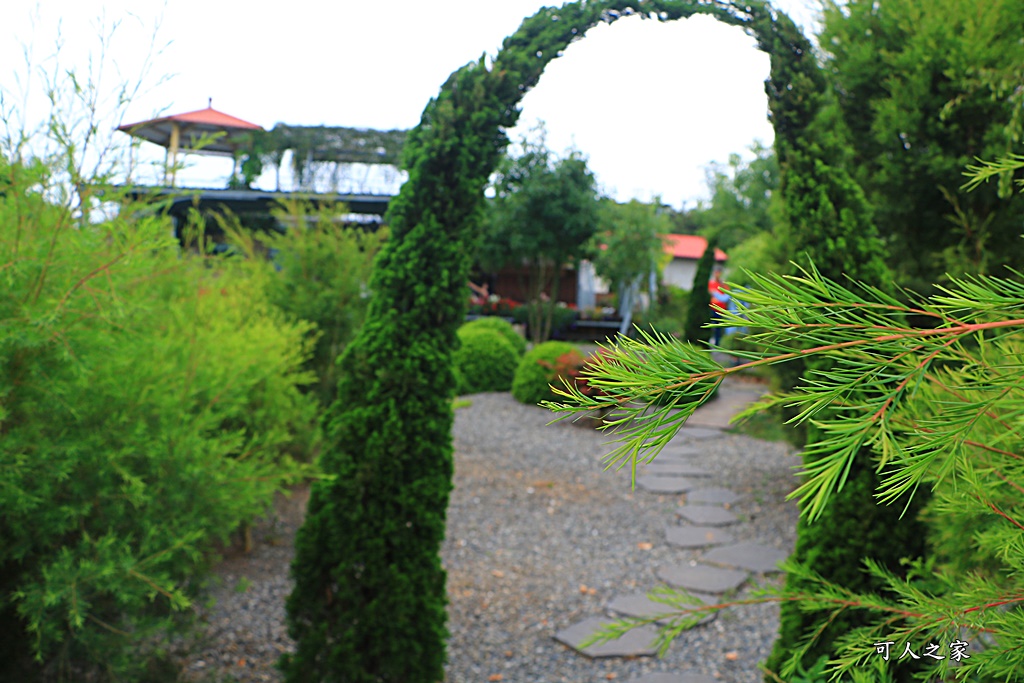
left=663, top=234, right=728, bottom=261
left=119, top=106, right=262, bottom=132
left=117, top=106, right=263, bottom=155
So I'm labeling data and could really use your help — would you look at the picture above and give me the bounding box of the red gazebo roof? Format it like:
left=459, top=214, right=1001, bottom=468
left=117, top=105, right=263, bottom=155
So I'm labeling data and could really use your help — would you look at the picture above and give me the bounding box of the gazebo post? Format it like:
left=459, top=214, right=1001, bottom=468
left=167, top=121, right=181, bottom=187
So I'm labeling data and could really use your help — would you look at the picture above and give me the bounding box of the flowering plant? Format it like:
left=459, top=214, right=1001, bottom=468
left=468, top=296, right=521, bottom=317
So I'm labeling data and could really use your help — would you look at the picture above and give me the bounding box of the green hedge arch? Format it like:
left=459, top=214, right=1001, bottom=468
left=283, top=3, right=901, bottom=682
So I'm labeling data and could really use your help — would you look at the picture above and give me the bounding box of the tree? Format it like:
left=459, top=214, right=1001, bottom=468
left=683, top=237, right=717, bottom=346
left=479, top=129, right=600, bottom=343
left=592, top=199, right=670, bottom=336
left=820, top=0, right=1024, bottom=292
left=692, top=141, right=779, bottom=252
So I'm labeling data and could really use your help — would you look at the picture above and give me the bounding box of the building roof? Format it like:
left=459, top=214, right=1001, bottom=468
left=664, top=234, right=728, bottom=261
left=117, top=106, right=263, bottom=155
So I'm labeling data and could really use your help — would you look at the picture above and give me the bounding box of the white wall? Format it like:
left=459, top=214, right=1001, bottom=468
left=663, top=258, right=729, bottom=291
left=663, top=259, right=699, bottom=290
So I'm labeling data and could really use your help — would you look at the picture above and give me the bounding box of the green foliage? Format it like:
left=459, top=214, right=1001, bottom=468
left=255, top=197, right=386, bottom=407
left=479, top=127, right=600, bottom=344
left=729, top=402, right=789, bottom=443
left=453, top=327, right=519, bottom=395
left=692, top=141, right=779, bottom=252
left=637, top=284, right=688, bottom=338
left=820, top=0, right=1024, bottom=290
left=0, top=160, right=317, bottom=682
left=236, top=125, right=408, bottom=190
left=753, top=7, right=929, bottom=675
left=722, top=231, right=786, bottom=288
left=766, top=458, right=928, bottom=679
left=460, top=315, right=526, bottom=356
left=684, top=238, right=718, bottom=345
left=511, top=341, right=580, bottom=406
left=593, top=199, right=670, bottom=324
left=657, top=284, right=689, bottom=320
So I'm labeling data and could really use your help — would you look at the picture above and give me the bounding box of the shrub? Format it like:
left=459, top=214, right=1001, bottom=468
left=460, top=316, right=526, bottom=356
left=251, top=198, right=387, bottom=408
left=684, top=238, right=717, bottom=345
left=512, top=341, right=580, bottom=405
left=0, top=162, right=317, bottom=681
left=453, top=328, right=519, bottom=394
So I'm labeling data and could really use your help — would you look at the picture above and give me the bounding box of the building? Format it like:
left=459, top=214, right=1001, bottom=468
left=661, top=234, right=728, bottom=290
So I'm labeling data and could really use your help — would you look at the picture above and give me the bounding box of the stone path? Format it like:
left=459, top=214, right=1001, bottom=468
left=553, top=376, right=789, bottom=681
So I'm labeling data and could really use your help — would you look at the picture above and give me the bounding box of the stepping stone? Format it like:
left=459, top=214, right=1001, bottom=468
left=657, top=564, right=748, bottom=593
left=677, top=505, right=739, bottom=526
left=641, top=463, right=712, bottom=477
left=637, top=455, right=694, bottom=469
left=670, top=426, right=722, bottom=441
left=703, top=542, right=789, bottom=573
left=630, top=674, right=717, bottom=683
left=665, top=525, right=735, bottom=548
left=553, top=617, right=658, bottom=658
left=655, top=445, right=700, bottom=458
left=608, top=591, right=717, bottom=626
left=636, top=475, right=697, bottom=494
left=686, top=487, right=742, bottom=505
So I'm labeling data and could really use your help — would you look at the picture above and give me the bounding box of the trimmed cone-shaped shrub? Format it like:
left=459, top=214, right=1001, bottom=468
left=461, top=316, right=526, bottom=356
left=453, top=327, right=519, bottom=394
left=512, top=341, right=579, bottom=405
left=684, top=238, right=717, bottom=346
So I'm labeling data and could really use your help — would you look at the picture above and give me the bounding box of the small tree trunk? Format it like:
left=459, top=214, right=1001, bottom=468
left=544, top=264, right=562, bottom=343
left=617, top=277, right=639, bottom=337
left=527, top=259, right=547, bottom=344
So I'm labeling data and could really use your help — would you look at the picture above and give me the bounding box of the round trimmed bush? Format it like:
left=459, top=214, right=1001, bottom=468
left=453, top=327, right=519, bottom=394
left=461, top=316, right=526, bottom=356
left=511, top=341, right=579, bottom=405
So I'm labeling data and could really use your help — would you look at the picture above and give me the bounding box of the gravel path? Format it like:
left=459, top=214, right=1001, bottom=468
left=178, top=381, right=800, bottom=682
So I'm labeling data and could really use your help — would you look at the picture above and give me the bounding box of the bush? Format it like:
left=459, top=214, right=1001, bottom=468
left=460, top=316, right=526, bottom=356
left=0, top=161, right=317, bottom=682
left=684, top=239, right=717, bottom=345
left=512, top=341, right=580, bottom=405
left=245, top=198, right=387, bottom=408
left=453, top=328, right=519, bottom=394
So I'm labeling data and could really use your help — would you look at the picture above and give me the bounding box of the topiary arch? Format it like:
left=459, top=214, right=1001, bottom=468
left=282, top=2, right=910, bottom=682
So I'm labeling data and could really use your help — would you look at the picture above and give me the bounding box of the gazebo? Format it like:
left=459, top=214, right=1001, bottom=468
left=117, top=100, right=263, bottom=186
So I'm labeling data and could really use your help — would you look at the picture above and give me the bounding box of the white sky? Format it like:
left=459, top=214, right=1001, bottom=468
left=2, top=1, right=821, bottom=209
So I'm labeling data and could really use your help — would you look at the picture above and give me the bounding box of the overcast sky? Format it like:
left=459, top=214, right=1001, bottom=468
left=3, top=1, right=821, bottom=209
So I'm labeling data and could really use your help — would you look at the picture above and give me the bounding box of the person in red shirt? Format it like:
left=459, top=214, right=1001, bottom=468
left=707, top=267, right=730, bottom=347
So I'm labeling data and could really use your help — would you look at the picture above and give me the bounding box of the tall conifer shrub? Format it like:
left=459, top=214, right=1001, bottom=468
left=684, top=238, right=717, bottom=345
left=280, top=61, right=512, bottom=683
